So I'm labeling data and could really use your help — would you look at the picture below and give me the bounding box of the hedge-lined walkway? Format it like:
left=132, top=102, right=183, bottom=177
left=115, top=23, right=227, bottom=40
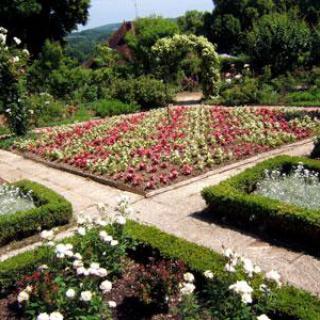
left=0, top=139, right=319, bottom=296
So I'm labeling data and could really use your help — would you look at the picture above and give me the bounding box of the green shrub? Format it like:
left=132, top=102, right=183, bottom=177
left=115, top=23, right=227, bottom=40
left=0, top=180, right=72, bottom=246
left=220, top=77, right=260, bottom=106
left=202, top=156, right=320, bottom=246
left=246, top=13, right=311, bottom=75
left=92, top=99, right=140, bottom=118
left=0, top=220, right=320, bottom=319
left=25, top=93, right=65, bottom=127
left=111, top=76, right=175, bottom=109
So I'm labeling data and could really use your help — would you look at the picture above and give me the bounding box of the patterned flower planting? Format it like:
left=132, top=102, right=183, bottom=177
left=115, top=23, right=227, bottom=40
left=14, top=106, right=320, bottom=192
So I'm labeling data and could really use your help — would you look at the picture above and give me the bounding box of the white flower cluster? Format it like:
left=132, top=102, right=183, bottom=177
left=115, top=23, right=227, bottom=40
left=223, top=247, right=281, bottom=306
left=37, top=311, right=64, bottom=320
left=223, top=248, right=261, bottom=277
left=76, top=262, right=108, bottom=278
left=99, top=230, right=119, bottom=246
left=19, top=195, right=134, bottom=317
left=179, top=272, right=196, bottom=295
left=229, top=280, right=254, bottom=304
left=17, top=285, right=32, bottom=303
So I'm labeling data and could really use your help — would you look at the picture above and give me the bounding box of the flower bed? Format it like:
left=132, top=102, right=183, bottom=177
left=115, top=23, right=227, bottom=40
left=0, top=180, right=72, bottom=247
left=13, top=106, right=320, bottom=194
left=202, top=156, right=320, bottom=247
left=0, top=198, right=319, bottom=320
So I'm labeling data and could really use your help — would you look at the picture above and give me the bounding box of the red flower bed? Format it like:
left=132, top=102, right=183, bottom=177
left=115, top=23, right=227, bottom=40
left=15, top=106, right=319, bottom=193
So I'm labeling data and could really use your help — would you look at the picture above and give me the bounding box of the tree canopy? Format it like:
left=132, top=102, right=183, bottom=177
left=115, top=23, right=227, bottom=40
left=125, top=16, right=179, bottom=73
left=0, top=0, right=90, bottom=56
left=209, top=0, right=320, bottom=53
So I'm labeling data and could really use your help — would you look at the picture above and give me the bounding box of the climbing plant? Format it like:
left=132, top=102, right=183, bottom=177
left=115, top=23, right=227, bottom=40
left=152, top=34, right=220, bottom=97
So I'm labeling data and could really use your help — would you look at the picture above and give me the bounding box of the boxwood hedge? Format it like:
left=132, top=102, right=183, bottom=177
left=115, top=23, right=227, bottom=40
left=0, top=220, right=319, bottom=319
left=0, top=180, right=72, bottom=246
left=202, top=155, right=320, bottom=246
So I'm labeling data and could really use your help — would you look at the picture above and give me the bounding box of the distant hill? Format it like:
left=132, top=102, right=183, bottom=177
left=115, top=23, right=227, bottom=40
left=65, top=18, right=179, bottom=63
left=65, top=22, right=122, bottom=62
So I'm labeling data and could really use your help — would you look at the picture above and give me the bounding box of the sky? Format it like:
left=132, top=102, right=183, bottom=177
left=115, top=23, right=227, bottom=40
left=79, top=0, right=213, bottom=30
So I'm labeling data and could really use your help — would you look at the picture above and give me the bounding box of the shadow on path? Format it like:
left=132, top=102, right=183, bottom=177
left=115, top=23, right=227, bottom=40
left=191, top=207, right=320, bottom=258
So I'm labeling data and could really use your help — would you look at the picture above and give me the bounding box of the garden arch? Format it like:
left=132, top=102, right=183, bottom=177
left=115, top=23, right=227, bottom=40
left=152, top=34, right=220, bottom=97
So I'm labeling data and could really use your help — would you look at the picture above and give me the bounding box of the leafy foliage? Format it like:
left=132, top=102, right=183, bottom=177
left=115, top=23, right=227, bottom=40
left=0, top=0, right=90, bottom=56
left=246, top=13, right=311, bottom=74
left=125, top=16, right=179, bottom=73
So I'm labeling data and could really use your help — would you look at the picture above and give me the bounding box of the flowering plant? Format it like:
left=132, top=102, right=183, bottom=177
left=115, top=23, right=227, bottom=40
left=16, top=197, right=131, bottom=320
left=0, top=26, right=30, bottom=135
left=14, top=106, right=320, bottom=193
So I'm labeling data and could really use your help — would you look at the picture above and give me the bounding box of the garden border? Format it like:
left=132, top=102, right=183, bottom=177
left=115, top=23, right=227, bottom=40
left=202, top=155, right=320, bottom=246
left=0, top=220, right=319, bottom=319
left=17, top=137, right=314, bottom=198
left=0, top=180, right=73, bottom=247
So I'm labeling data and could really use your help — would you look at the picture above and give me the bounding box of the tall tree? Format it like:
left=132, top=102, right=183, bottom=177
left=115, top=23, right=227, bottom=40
left=0, top=0, right=90, bottom=56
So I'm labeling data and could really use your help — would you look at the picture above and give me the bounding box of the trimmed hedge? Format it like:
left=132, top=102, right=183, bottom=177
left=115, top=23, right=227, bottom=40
left=0, top=180, right=72, bottom=246
left=0, top=220, right=319, bottom=319
left=202, top=155, right=320, bottom=246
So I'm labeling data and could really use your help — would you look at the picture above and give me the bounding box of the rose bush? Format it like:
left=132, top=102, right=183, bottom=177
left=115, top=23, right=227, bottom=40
left=12, top=195, right=281, bottom=320
left=0, top=26, right=30, bottom=135
left=14, top=106, right=320, bottom=192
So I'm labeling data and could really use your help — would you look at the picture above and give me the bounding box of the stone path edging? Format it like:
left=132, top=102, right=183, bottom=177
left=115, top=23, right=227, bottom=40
left=0, top=141, right=319, bottom=296
left=146, top=138, right=314, bottom=197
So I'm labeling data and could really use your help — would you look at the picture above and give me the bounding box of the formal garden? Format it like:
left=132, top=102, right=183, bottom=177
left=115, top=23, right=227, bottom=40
left=1, top=0, right=320, bottom=319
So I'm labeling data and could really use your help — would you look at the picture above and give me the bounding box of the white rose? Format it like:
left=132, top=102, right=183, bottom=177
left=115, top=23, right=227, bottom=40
left=108, top=300, right=117, bottom=308
left=17, top=291, right=29, bottom=303
left=80, top=291, right=92, bottom=302
left=49, top=311, right=64, bottom=320
left=100, top=280, right=112, bottom=293
left=241, top=292, right=253, bottom=304
left=257, top=315, right=271, bottom=320
left=37, top=313, right=50, bottom=320
left=13, top=37, right=21, bottom=45
left=183, top=272, right=195, bottom=283
left=77, top=227, right=86, bottom=236
left=73, top=253, right=82, bottom=260
left=203, top=270, right=214, bottom=279
left=180, top=282, right=195, bottom=295
left=110, top=240, right=119, bottom=246
left=66, top=288, right=76, bottom=299
left=97, top=268, right=108, bottom=277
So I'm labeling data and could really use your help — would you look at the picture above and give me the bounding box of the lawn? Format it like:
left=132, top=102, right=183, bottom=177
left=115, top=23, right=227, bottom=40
left=14, top=106, right=320, bottom=194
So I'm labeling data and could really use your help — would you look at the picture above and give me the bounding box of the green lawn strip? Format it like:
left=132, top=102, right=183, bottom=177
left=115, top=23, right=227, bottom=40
left=202, top=155, right=320, bottom=245
left=0, top=220, right=319, bottom=319
left=0, top=180, right=72, bottom=246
